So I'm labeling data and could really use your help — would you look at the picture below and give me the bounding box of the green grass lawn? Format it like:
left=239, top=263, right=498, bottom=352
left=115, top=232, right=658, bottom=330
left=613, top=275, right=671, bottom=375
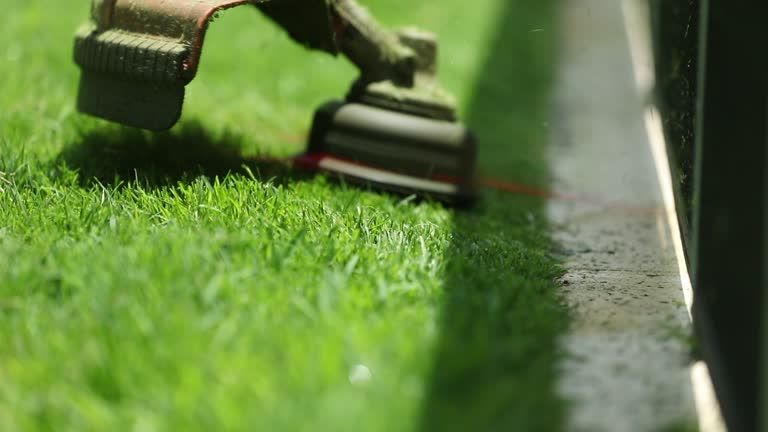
left=0, top=1, right=565, bottom=430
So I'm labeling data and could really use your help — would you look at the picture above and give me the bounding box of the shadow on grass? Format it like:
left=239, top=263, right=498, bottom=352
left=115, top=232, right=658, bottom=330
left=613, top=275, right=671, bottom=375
left=421, top=2, right=567, bottom=431
left=57, top=122, right=300, bottom=188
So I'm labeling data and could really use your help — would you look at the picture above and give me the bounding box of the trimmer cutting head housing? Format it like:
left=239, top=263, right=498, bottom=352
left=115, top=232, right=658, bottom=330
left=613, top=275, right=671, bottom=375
left=304, top=102, right=476, bottom=204
left=73, top=0, right=478, bottom=202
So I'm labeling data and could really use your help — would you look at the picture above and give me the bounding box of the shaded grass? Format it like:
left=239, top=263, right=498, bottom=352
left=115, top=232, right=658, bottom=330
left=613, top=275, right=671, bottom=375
left=421, top=2, right=566, bottom=431
left=0, top=0, right=565, bottom=430
left=57, top=124, right=297, bottom=188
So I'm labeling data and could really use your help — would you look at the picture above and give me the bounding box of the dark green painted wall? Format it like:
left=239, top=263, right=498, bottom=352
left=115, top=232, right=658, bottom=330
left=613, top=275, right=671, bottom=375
left=652, top=2, right=768, bottom=430
left=650, top=0, right=699, bottom=247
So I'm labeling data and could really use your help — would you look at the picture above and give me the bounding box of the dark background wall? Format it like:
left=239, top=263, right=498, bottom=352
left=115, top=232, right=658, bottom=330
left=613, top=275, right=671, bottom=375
left=651, top=2, right=768, bottom=431
left=650, top=0, right=699, bottom=248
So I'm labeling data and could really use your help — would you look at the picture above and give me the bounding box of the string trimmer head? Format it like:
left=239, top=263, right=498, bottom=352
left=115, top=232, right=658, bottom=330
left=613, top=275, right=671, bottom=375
left=73, top=0, right=477, bottom=203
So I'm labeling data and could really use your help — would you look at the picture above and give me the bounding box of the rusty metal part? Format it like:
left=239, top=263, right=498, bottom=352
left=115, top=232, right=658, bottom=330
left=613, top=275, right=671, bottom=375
left=74, top=0, right=337, bottom=129
left=76, top=0, right=336, bottom=83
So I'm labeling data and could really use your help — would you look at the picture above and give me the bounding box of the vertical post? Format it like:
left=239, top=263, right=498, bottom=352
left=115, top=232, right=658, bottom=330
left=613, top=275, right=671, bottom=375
left=692, top=1, right=767, bottom=430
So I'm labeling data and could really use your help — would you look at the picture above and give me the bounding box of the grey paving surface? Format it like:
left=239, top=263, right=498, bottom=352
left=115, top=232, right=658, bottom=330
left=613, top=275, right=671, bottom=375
left=549, top=1, right=698, bottom=430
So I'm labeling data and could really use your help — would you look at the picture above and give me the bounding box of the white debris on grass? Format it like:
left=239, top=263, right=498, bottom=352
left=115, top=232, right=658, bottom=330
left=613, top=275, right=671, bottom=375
left=348, top=364, right=373, bottom=386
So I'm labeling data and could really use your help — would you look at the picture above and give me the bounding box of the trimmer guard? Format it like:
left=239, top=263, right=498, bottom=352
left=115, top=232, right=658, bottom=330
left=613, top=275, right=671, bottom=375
left=74, top=0, right=336, bottom=130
